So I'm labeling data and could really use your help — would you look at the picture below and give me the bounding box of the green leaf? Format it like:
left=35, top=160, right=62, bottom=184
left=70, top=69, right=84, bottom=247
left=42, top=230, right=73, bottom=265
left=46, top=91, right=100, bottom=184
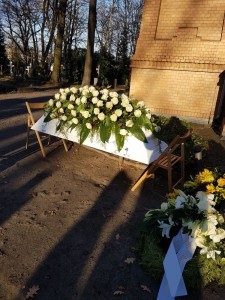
left=44, top=113, right=52, bottom=123
left=100, top=123, right=112, bottom=143
left=114, top=124, right=125, bottom=151
left=80, top=125, right=90, bottom=144
left=128, top=125, right=148, bottom=143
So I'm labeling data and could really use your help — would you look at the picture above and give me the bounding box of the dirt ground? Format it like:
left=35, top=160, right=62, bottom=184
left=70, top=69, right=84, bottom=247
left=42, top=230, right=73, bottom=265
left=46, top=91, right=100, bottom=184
left=0, top=88, right=225, bottom=300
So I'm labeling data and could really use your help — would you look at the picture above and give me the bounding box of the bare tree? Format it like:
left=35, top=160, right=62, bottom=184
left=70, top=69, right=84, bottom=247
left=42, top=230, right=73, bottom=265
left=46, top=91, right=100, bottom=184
left=82, top=0, right=97, bottom=86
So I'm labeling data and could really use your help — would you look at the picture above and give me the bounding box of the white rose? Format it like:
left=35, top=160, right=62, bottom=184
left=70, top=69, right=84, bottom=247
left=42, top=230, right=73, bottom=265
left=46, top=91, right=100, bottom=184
left=59, top=88, right=64, bottom=93
left=68, top=104, right=74, bottom=110
left=86, top=122, right=92, bottom=129
left=98, top=112, right=105, bottom=121
left=111, top=97, right=118, bottom=105
left=65, top=88, right=70, bottom=93
left=146, top=113, right=151, bottom=119
left=106, top=102, right=113, bottom=109
left=120, top=129, right=128, bottom=136
left=50, top=113, right=56, bottom=119
left=109, top=91, right=118, bottom=97
left=126, top=120, right=134, bottom=127
left=134, top=109, right=142, bottom=117
left=155, top=126, right=161, bottom=132
left=121, top=99, right=130, bottom=107
left=137, top=101, right=145, bottom=107
left=61, top=115, right=67, bottom=121
left=126, top=104, right=133, bottom=112
left=55, top=93, right=60, bottom=100
left=101, top=94, right=108, bottom=101
left=93, top=90, right=99, bottom=97
left=110, top=114, right=118, bottom=122
left=81, top=96, right=87, bottom=104
left=101, top=88, right=109, bottom=94
left=115, top=109, right=122, bottom=117
left=72, top=117, right=78, bottom=124
left=92, top=97, right=98, bottom=104
left=56, top=101, right=61, bottom=108
left=59, top=108, right=64, bottom=113
left=89, top=86, right=96, bottom=92
left=48, top=99, right=54, bottom=106
left=82, top=89, right=89, bottom=96
left=82, top=110, right=90, bottom=119
left=61, top=94, right=66, bottom=101
left=121, top=94, right=128, bottom=100
left=71, top=110, right=77, bottom=117
left=70, top=87, right=77, bottom=93
left=97, top=100, right=104, bottom=107
left=94, top=108, right=100, bottom=115
left=75, top=98, right=81, bottom=105
left=70, top=94, right=75, bottom=101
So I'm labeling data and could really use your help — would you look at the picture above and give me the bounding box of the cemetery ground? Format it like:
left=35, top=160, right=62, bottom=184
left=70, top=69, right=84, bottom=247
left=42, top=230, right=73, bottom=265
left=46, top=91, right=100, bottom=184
left=0, top=86, right=225, bottom=300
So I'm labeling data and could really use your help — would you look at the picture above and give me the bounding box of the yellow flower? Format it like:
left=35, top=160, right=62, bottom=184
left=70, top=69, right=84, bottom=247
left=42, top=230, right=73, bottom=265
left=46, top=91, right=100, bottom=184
left=217, top=178, right=225, bottom=187
left=206, top=183, right=216, bottom=194
left=196, top=169, right=214, bottom=184
left=167, top=189, right=180, bottom=201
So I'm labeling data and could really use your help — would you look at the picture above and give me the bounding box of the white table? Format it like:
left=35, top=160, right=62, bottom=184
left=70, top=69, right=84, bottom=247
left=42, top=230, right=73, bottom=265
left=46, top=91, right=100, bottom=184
left=32, top=115, right=167, bottom=165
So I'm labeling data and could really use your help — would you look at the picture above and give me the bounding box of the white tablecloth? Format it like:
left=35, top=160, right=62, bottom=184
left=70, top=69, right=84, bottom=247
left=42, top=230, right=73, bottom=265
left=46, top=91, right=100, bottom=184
left=32, top=115, right=167, bottom=165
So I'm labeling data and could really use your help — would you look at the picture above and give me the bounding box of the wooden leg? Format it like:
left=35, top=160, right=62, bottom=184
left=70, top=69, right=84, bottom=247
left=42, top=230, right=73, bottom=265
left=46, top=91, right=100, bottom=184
left=62, top=139, right=68, bottom=152
left=34, top=130, right=46, bottom=158
left=26, top=126, right=30, bottom=149
left=168, top=166, right=172, bottom=192
left=131, top=171, right=154, bottom=191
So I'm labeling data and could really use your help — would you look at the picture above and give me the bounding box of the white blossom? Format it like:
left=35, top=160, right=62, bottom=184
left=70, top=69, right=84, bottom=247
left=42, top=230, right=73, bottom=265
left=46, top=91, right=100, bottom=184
left=86, top=123, right=92, bottom=129
left=56, top=101, right=61, bottom=108
left=65, top=88, right=70, bottom=93
left=94, top=108, right=100, bottom=115
left=72, top=118, right=78, bottom=124
left=71, top=110, right=77, bottom=117
left=55, top=93, right=60, bottom=100
left=70, top=94, right=75, bottom=102
left=59, top=108, right=64, bottom=113
left=106, top=102, right=113, bottom=109
left=92, top=90, right=99, bottom=97
left=98, top=112, right=105, bottom=121
left=155, top=126, right=161, bottom=132
left=115, top=109, right=122, bottom=117
left=134, top=109, right=142, bottom=117
left=61, top=115, right=67, bottom=121
left=92, top=97, right=98, bottom=104
left=70, top=87, right=77, bottom=93
left=126, top=120, right=134, bottom=127
left=75, top=98, right=81, bottom=105
left=120, top=129, right=128, bottom=136
left=101, top=94, right=108, bottom=101
left=97, top=100, right=104, bottom=107
left=126, top=104, right=133, bottom=112
left=111, top=97, right=118, bottom=105
left=48, top=99, right=54, bottom=106
left=137, top=101, right=145, bottom=107
left=68, top=104, right=74, bottom=110
left=81, top=96, right=87, bottom=104
left=82, top=110, right=90, bottom=119
left=61, top=94, right=67, bottom=101
left=160, top=202, right=168, bottom=211
left=110, top=114, right=118, bottom=122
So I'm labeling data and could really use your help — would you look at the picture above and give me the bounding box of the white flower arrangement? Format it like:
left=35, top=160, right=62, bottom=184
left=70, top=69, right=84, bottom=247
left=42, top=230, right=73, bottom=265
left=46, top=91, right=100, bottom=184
left=44, top=85, right=157, bottom=151
left=144, top=190, right=225, bottom=260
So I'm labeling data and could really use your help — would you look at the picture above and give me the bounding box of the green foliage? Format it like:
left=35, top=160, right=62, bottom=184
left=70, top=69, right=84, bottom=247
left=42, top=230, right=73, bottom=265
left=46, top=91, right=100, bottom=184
left=127, top=125, right=147, bottom=143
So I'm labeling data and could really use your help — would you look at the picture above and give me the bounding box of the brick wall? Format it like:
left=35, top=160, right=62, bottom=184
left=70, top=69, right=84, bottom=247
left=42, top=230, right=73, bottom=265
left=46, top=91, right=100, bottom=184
left=130, top=0, right=225, bottom=123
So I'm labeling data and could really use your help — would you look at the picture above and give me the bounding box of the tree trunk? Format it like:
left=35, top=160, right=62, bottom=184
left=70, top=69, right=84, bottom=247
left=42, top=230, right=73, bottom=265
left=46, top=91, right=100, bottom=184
left=51, top=0, right=68, bottom=83
left=82, top=0, right=97, bottom=86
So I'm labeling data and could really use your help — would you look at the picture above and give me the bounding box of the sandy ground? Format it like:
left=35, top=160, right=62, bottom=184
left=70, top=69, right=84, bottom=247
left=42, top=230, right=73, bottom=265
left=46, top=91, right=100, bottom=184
left=0, top=89, right=225, bottom=300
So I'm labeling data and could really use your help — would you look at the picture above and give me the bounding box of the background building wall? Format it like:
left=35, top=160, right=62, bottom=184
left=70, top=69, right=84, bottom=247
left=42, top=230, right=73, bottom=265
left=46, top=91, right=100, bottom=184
left=130, top=0, right=225, bottom=123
